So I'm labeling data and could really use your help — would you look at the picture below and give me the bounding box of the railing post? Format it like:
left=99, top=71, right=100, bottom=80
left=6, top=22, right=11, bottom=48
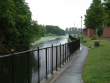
left=11, top=49, right=15, bottom=83
left=63, top=44, right=64, bottom=65
left=79, top=39, right=80, bottom=48
left=60, top=43, right=61, bottom=68
left=67, top=43, right=68, bottom=61
left=56, top=46, right=58, bottom=71
left=27, top=52, right=30, bottom=83
left=37, top=46, right=40, bottom=83
left=73, top=40, right=75, bottom=53
left=65, top=43, right=66, bottom=63
left=52, top=44, right=53, bottom=74
left=46, top=48, right=48, bottom=79
left=1, top=58, right=3, bottom=83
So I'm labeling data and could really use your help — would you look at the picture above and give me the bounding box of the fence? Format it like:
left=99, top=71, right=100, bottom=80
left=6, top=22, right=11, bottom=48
left=69, top=35, right=77, bottom=41
left=0, top=36, right=80, bottom=83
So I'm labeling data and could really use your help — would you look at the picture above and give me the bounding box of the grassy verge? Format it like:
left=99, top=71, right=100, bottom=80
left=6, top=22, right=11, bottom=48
left=81, top=35, right=110, bottom=83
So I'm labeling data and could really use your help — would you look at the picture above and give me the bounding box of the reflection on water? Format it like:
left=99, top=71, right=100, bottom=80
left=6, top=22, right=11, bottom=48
left=33, top=35, right=68, bottom=49
left=32, top=35, right=68, bottom=83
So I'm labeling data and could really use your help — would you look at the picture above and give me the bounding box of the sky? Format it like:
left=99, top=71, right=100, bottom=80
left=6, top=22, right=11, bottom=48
left=25, top=0, right=93, bottom=30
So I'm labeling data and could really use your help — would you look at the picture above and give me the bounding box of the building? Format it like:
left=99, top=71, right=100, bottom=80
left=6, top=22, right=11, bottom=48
left=83, top=26, right=110, bottom=38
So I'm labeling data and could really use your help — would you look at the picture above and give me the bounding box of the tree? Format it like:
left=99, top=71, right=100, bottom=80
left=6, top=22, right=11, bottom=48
left=0, top=1, right=41, bottom=83
left=29, top=20, right=41, bottom=42
left=78, top=28, right=81, bottom=33
left=65, top=28, right=68, bottom=31
left=69, top=28, right=71, bottom=31
left=39, top=25, right=46, bottom=37
left=45, top=25, right=65, bottom=35
left=0, top=0, right=41, bottom=54
left=75, top=27, right=77, bottom=31
left=71, top=27, right=74, bottom=31
left=0, top=0, right=16, bottom=53
left=84, top=0, right=105, bottom=35
left=103, top=0, right=110, bottom=26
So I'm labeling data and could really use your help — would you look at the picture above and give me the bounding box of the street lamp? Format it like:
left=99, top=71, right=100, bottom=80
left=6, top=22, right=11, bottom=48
left=81, top=16, right=83, bottom=41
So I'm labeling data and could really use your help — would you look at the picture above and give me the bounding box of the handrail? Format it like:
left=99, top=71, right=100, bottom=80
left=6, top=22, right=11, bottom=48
left=0, top=35, right=80, bottom=83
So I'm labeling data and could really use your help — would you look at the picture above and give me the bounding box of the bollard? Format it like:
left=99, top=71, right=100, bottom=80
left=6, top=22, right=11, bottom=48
left=11, top=49, right=15, bottom=83
left=60, top=43, right=61, bottom=68
left=52, top=44, right=53, bottom=74
left=37, top=46, right=40, bottom=83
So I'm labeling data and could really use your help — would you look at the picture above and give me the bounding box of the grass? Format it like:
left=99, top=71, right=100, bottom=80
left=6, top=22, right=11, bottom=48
left=80, top=35, right=110, bottom=83
left=72, top=34, right=92, bottom=45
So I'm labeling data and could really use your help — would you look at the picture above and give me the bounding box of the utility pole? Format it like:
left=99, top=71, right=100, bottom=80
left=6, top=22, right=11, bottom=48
left=74, top=23, right=75, bottom=37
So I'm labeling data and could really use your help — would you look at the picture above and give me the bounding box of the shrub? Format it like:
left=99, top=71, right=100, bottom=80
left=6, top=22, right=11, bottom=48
left=97, top=27, right=104, bottom=38
left=91, top=35, right=99, bottom=40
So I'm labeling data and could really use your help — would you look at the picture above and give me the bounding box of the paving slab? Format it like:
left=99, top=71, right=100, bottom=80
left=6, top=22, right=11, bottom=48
left=54, top=45, right=88, bottom=83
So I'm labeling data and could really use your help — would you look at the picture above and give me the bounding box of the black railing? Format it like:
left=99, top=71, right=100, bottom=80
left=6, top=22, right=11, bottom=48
left=69, top=35, right=77, bottom=41
left=0, top=35, right=80, bottom=83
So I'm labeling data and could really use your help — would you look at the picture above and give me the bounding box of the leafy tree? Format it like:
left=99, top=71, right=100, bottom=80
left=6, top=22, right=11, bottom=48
left=0, top=0, right=16, bottom=53
left=68, top=28, right=71, bottom=31
left=45, top=25, right=65, bottom=35
left=84, top=0, right=105, bottom=35
left=39, top=25, right=46, bottom=37
left=12, top=0, right=33, bottom=51
left=0, top=1, right=41, bottom=83
left=75, top=27, right=77, bottom=31
left=65, top=28, right=68, bottom=31
left=29, top=20, right=41, bottom=42
left=0, top=0, right=41, bottom=54
left=71, top=27, right=73, bottom=31
left=78, top=28, right=81, bottom=33
left=103, top=0, right=110, bottom=26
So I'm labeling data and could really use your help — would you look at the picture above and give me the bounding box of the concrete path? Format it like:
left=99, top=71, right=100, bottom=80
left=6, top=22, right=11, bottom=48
left=54, top=45, right=88, bottom=83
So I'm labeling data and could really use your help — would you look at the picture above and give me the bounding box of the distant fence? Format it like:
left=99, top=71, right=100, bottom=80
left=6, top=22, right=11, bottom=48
left=0, top=35, right=80, bottom=83
left=69, top=35, right=77, bottom=41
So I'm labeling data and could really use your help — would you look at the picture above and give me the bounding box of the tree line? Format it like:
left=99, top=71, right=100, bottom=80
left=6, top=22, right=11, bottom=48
left=65, top=27, right=82, bottom=34
left=45, top=25, right=65, bottom=36
left=65, top=27, right=81, bottom=32
left=0, top=0, right=65, bottom=54
left=84, top=0, right=110, bottom=37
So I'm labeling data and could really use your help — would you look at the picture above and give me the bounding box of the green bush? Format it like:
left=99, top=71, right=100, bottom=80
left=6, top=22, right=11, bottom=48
left=91, top=35, right=99, bottom=40
left=97, top=27, right=104, bottom=38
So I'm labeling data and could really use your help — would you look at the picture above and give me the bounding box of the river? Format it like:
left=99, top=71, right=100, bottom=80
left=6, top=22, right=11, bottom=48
left=32, top=35, right=68, bottom=49
left=31, top=35, right=68, bottom=83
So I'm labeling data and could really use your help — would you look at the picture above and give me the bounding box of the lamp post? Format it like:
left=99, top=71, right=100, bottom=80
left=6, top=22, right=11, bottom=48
left=74, top=23, right=75, bottom=37
left=81, top=16, right=83, bottom=41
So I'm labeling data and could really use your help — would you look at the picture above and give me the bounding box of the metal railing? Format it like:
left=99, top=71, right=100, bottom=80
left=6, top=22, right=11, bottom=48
left=0, top=35, right=80, bottom=83
left=69, top=35, right=77, bottom=41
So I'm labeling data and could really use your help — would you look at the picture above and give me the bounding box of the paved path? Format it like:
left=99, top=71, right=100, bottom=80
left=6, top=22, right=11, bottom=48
left=54, top=45, right=88, bottom=83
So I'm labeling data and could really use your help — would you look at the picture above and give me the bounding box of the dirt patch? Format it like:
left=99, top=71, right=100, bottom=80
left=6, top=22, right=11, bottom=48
left=100, top=38, right=110, bottom=41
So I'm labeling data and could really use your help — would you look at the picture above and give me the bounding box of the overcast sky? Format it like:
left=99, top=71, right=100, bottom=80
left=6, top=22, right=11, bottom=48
left=25, top=0, right=92, bottom=30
